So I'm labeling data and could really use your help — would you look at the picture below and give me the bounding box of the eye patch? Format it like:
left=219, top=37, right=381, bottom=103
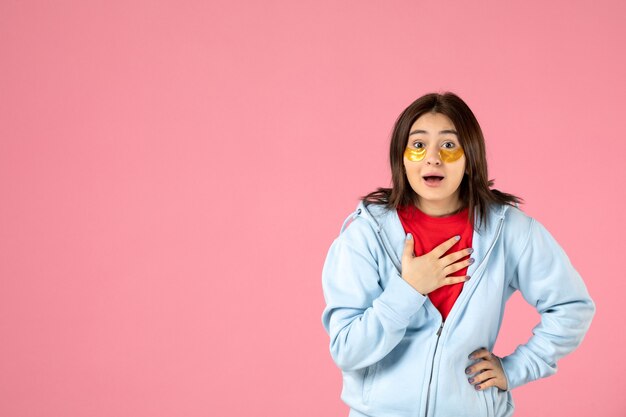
left=404, top=147, right=464, bottom=163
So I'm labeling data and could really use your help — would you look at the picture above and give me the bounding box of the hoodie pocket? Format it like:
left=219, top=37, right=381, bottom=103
left=362, top=363, right=378, bottom=404
left=475, top=388, right=492, bottom=417
left=491, top=387, right=515, bottom=417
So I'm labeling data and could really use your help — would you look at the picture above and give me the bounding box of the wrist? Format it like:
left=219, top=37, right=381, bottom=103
left=401, top=275, right=427, bottom=296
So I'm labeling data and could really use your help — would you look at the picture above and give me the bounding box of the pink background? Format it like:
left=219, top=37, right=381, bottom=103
left=1, top=1, right=624, bottom=416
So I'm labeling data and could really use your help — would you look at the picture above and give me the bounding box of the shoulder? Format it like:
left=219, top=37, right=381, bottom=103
left=490, top=203, right=535, bottom=261
left=501, top=203, right=533, bottom=232
left=497, top=203, right=571, bottom=268
left=335, top=201, right=391, bottom=254
left=474, top=202, right=532, bottom=237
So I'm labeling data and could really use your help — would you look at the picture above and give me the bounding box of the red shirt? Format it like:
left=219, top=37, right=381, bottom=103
left=397, top=204, right=474, bottom=321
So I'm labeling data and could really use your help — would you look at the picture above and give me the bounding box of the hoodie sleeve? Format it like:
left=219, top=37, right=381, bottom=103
left=321, top=217, right=427, bottom=372
left=500, top=217, right=595, bottom=390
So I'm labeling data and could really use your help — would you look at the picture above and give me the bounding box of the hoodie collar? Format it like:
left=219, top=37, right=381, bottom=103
left=352, top=200, right=509, bottom=276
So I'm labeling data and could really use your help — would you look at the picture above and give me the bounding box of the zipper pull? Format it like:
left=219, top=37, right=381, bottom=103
left=436, top=322, right=444, bottom=336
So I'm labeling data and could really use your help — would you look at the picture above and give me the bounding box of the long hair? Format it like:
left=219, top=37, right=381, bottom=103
left=361, top=91, right=522, bottom=230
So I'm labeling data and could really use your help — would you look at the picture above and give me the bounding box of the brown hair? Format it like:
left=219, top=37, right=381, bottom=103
left=361, top=91, right=523, bottom=231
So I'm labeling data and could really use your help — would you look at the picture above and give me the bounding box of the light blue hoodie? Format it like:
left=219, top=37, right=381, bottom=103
left=321, top=200, right=595, bottom=417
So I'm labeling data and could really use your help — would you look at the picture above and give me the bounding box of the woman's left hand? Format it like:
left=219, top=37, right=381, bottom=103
left=465, top=348, right=508, bottom=391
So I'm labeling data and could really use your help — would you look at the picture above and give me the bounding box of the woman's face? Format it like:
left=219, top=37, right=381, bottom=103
left=403, top=112, right=466, bottom=215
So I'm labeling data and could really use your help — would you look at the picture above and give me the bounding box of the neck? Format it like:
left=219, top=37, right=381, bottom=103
left=415, top=198, right=464, bottom=217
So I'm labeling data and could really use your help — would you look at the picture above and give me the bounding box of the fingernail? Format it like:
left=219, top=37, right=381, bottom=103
left=467, top=248, right=474, bottom=253
left=475, top=385, right=481, bottom=390
left=468, top=378, right=474, bottom=383
left=466, top=276, right=471, bottom=280
left=465, top=368, right=471, bottom=374
left=468, top=258, right=475, bottom=264
left=468, top=354, right=473, bottom=359
left=406, top=233, right=412, bottom=240
left=455, top=235, right=461, bottom=241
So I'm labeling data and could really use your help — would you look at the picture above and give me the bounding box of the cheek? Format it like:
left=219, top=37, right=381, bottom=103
left=447, top=158, right=466, bottom=184
left=403, top=163, right=422, bottom=186
left=403, top=158, right=419, bottom=174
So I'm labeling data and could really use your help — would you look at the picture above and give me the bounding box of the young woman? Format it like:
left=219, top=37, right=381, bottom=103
left=321, top=92, right=595, bottom=417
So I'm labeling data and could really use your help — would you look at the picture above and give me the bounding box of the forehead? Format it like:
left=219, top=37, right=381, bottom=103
left=410, top=112, right=456, bottom=133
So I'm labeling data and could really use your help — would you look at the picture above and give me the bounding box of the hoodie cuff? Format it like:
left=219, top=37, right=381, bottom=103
left=374, top=273, right=427, bottom=325
left=500, top=351, right=533, bottom=391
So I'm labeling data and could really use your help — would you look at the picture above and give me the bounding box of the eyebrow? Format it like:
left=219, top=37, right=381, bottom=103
left=409, top=129, right=458, bottom=137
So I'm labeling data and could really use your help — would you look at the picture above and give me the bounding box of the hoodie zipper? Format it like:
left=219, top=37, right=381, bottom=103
left=424, top=321, right=444, bottom=417
left=423, top=217, right=505, bottom=417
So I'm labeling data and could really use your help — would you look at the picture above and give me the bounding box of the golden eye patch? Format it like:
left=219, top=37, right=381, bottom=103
left=439, top=147, right=464, bottom=163
left=404, top=147, right=426, bottom=162
left=404, top=146, right=464, bottom=163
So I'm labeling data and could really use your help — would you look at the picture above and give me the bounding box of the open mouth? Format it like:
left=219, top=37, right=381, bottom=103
left=423, top=175, right=444, bottom=184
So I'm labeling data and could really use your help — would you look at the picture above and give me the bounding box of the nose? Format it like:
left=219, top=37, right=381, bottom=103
left=425, top=148, right=442, bottom=166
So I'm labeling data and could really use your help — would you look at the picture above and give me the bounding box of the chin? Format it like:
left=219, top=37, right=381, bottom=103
left=416, top=190, right=453, bottom=201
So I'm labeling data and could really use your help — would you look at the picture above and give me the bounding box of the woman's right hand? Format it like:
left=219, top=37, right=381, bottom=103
left=401, top=234, right=474, bottom=295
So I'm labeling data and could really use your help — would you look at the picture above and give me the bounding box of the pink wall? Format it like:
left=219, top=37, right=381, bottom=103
left=1, top=0, right=624, bottom=416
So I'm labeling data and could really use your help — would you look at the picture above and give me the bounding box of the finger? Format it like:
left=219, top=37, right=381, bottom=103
left=465, top=359, right=494, bottom=376
left=440, top=247, right=473, bottom=267
left=442, top=257, right=474, bottom=275
left=402, top=233, right=415, bottom=261
left=474, top=377, right=499, bottom=391
left=468, top=348, right=492, bottom=360
left=440, top=275, right=470, bottom=287
left=468, top=370, right=496, bottom=385
left=430, top=235, right=461, bottom=258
